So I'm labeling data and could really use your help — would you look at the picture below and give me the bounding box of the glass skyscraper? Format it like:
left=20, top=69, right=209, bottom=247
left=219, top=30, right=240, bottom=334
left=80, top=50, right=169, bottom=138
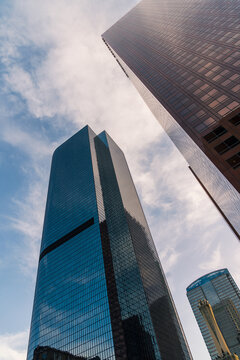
left=187, top=269, right=240, bottom=359
left=27, top=126, right=192, bottom=360
left=102, top=0, right=240, bottom=239
left=33, top=346, right=100, bottom=360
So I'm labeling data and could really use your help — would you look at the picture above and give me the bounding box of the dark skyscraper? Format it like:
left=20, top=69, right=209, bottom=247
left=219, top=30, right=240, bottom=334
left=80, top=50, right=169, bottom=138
left=33, top=346, right=98, bottom=360
left=27, top=126, right=192, bottom=360
left=102, top=0, right=240, bottom=238
left=187, top=269, right=240, bottom=359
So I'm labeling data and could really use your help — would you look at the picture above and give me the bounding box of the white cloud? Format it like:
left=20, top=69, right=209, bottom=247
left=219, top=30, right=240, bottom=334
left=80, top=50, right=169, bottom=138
left=10, top=176, right=48, bottom=276
left=0, top=331, right=28, bottom=360
left=1, top=2, right=240, bottom=360
left=0, top=0, right=163, bottom=276
left=1, top=120, right=53, bottom=160
left=1, top=0, right=239, bottom=296
left=200, top=245, right=222, bottom=271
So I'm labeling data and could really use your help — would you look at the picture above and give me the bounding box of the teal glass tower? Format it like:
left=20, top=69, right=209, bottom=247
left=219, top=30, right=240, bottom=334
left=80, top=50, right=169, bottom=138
left=187, top=269, right=240, bottom=359
left=27, top=126, right=192, bottom=360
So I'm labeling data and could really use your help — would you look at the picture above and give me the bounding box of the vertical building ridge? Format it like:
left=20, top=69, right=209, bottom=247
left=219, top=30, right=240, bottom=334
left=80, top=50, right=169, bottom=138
left=27, top=126, right=192, bottom=360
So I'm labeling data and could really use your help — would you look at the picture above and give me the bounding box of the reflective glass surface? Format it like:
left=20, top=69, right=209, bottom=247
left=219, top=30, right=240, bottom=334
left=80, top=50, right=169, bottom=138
left=102, top=0, right=240, bottom=238
left=28, top=126, right=192, bottom=360
left=96, top=132, right=192, bottom=359
left=213, top=299, right=240, bottom=356
left=95, top=134, right=161, bottom=360
left=41, top=128, right=99, bottom=252
left=27, top=127, right=115, bottom=360
left=187, top=270, right=240, bottom=359
left=108, top=56, right=240, bottom=238
left=33, top=345, right=99, bottom=359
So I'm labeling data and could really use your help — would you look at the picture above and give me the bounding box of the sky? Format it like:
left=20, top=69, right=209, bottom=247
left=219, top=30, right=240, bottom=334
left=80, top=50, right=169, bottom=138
left=0, top=1, right=239, bottom=359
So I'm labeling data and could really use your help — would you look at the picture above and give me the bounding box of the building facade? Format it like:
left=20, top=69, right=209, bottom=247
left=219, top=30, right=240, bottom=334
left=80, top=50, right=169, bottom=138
left=33, top=346, right=100, bottom=360
left=27, top=126, right=192, bottom=360
left=102, top=0, right=240, bottom=238
left=187, top=269, right=240, bottom=359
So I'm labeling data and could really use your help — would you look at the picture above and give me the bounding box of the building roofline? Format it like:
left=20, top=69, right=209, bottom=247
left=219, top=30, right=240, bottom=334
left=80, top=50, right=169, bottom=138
left=186, top=268, right=229, bottom=292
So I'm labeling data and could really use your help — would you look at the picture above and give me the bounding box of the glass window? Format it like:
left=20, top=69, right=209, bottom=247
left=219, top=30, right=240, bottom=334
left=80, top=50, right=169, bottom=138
left=203, top=126, right=227, bottom=143
left=215, top=136, right=240, bottom=155
left=227, top=152, right=240, bottom=169
left=229, top=113, right=240, bottom=126
left=202, top=282, right=220, bottom=306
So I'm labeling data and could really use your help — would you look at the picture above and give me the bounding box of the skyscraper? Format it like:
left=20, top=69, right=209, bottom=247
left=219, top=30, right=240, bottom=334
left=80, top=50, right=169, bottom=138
left=27, top=126, right=192, bottom=360
left=102, top=0, right=240, bottom=238
left=33, top=346, right=100, bottom=360
left=187, top=269, right=240, bottom=359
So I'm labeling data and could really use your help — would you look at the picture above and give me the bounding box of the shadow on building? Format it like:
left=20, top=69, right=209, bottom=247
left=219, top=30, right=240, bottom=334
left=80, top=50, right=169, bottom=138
left=33, top=346, right=100, bottom=360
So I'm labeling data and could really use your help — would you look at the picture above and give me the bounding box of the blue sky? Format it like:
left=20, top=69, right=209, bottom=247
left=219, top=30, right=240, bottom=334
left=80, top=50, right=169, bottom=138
left=0, top=1, right=239, bottom=359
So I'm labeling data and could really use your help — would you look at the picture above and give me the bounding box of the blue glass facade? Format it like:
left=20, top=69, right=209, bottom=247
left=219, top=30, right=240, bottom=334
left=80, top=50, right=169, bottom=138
left=27, top=127, right=115, bottom=360
left=98, top=133, right=192, bottom=359
left=187, top=269, right=240, bottom=359
left=27, top=126, right=192, bottom=359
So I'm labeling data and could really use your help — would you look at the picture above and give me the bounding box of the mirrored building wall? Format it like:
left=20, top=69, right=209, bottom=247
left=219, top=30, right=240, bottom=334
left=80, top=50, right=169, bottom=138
left=27, top=126, right=192, bottom=360
left=27, top=127, right=115, bottom=360
left=102, top=0, right=240, bottom=238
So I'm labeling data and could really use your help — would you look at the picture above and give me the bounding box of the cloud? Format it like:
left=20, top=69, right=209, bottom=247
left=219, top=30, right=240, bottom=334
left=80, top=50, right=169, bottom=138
left=200, top=245, right=222, bottom=271
left=1, top=0, right=139, bottom=124
left=0, top=119, right=53, bottom=161
left=10, top=176, right=48, bottom=276
left=130, top=136, right=222, bottom=263
left=0, top=115, right=55, bottom=277
left=0, top=331, right=28, bottom=360
left=1, top=0, right=239, bottom=282
left=1, top=2, right=240, bottom=359
left=0, top=0, right=162, bottom=274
